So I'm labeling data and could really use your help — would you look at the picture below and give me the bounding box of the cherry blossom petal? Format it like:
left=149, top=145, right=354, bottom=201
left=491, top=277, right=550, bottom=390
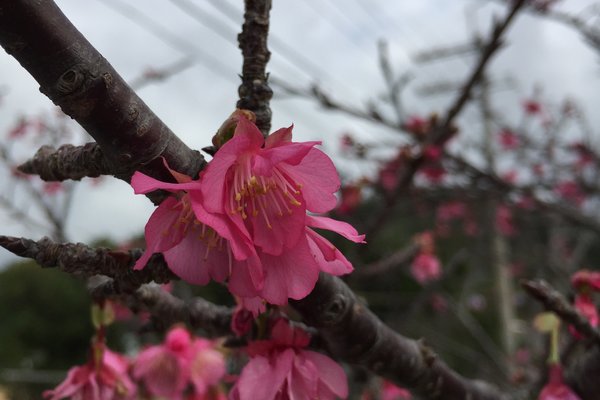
left=163, top=227, right=219, bottom=285
left=250, top=197, right=306, bottom=256
left=134, top=197, right=185, bottom=270
left=306, top=215, right=366, bottom=243
left=306, top=229, right=354, bottom=275
left=253, top=141, right=321, bottom=176
left=236, top=350, right=294, bottom=400
left=303, top=351, right=348, bottom=399
left=259, top=237, right=320, bottom=304
left=130, top=171, right=199, bottom=194
left=278, top=148, right=340, bottom=213
left=264, top=125, right=293, bottom=148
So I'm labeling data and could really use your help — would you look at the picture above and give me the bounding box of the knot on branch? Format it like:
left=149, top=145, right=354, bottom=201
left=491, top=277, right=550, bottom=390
left=57, top=66, right=85, bottom=95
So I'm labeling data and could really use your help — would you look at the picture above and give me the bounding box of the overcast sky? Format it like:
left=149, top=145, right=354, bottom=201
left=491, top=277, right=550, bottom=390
left=0, top=0, right=598, bottom=268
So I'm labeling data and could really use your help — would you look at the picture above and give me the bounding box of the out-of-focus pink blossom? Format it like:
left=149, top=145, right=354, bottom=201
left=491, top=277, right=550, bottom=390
left=420, top=165, right=446, bottom=183
left=516, top=196, right=536, bottom=210
left=571, top=143, right=596, bottom=170
left=430, top=293, right=448, bottom=313
left=382, top=380, right=412, bottom=400
left=133, top=326, right=225, bottom=399
left=339, top=133, right=355, bottom=151
left=43, top=182, right=64, bottom=195
left=523, top=99, right=542, bottom=115
left=495, top=205, right=516, bottom=236
left=464, top=219, right=479, bottom=236
left=7, top=117, right=29, bottom=138
left=134, top=326, right=194, bottom=398
left=230, top=318, right=348, bottom=400
left=498, top=129, right=520, bottom=150
left=436, top=201, right=466, bottom=223
left=44, top=346, right=136, bottom=400
left=411, top=253, right=441, bottom=284
left=338, top=184, right=362, bottom=214
left=501, top=170, right=518, bottom=184
left=538, top=364, right=581, bottom=400
left=571, top=270, right=600, bottom=292
left=423, top=145, right=442, bottom=161
left=403, top=115, right=428, bottom=135
left=555, top=181, right=585, bottom=206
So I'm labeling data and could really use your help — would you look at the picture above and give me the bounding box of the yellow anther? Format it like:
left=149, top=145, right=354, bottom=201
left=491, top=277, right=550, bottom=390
left=235, top=192, right=242, bottom=201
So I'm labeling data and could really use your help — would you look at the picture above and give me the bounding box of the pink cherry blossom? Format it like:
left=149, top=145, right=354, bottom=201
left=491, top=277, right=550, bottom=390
left=436, top=201, right=466, bottom=223
left=498, top=129, right=520, bottom=150
left=571, top=269, right=600, bottom=291
left=523, top=99, right=542, bottom=115
left=555, top=181, right=585, bottom=206
left=420, top=164, right=446, bottom=183
left=538, top=364, right=581, bottom=400
left=133, top=326, right=225, bottom=399
left=133, top=326, right=194, bottom=398
left=495, top=205, right=516, bottom=236
left=423, top=145, right=442, bottom=161
left=382, top=380, right=412, bottom=400
left=43, top=181, right=64, bottom=195
left=130, top=165, right=257, bottom=289
left=132, top=121, right=364, bottom=307
left=337, top=184, right=362, bottom=214
left=403, top=115, right=428, bottom=135
left=200, top=118, right=340, bottom=257
left=7, top=116, right=29, bottom=138
left=230, top=318, right=348, bottom=400
left=44, top=346, right=136, bottom=400
left=410, top=253, right=441, bottom=284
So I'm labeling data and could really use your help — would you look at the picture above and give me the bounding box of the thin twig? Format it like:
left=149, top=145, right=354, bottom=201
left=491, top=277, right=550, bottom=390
left=521, top=279, right=600, bottom=345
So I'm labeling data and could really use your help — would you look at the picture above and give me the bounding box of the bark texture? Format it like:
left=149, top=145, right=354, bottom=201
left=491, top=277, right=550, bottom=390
left=0, top=0, right=204, bottom=182
left=236, top=0, right=273, bottom=134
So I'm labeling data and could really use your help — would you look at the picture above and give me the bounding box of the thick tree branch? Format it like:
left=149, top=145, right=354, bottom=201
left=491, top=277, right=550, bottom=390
left=0, top=0, right=204, bottom=182
left=237, top=0, right=273, bottom=134
left=292, top=274, right=509, bottom=400
left=0, top=236, right=175, bottom=291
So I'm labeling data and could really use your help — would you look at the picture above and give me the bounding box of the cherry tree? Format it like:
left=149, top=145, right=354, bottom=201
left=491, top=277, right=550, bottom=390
left=1, top=0, right=600, bottom=399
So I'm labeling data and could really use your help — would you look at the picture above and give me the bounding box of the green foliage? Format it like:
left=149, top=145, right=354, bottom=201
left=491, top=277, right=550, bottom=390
left=0, top=261, right=93, bottom=370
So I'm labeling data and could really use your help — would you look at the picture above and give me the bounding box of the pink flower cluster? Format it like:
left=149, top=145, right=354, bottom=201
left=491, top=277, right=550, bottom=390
left=45, top=327, right=226, bottom=400
left=410, top=232, right=441, bottom=284
left=44, top=345, right=136, bottom=400
left=131, top=118, right=364, bottom=309
left=230, top=318, right=348, bottom=400
left=134, top=326, right=226, bottom=399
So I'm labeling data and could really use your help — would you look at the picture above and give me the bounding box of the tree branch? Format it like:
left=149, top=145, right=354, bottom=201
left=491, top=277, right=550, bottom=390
left=18, top=143, right=113, bottom=181
left=0, top=0, right=204, bottom=182
left=521, top=279, right=600, bottom=345
left=237, top=0, right=273, bottom=134
left=292, top=274, right=509, bottom=400
left=91, top=281, right=233, bottom=337
left=0, top=236, right=175, bottom=291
